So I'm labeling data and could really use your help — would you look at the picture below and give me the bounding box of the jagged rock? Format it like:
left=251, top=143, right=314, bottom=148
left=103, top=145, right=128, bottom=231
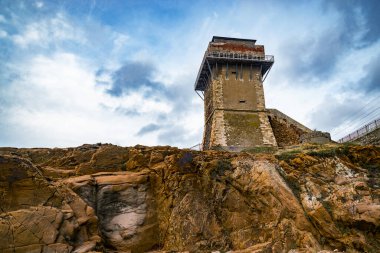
left=0, top=155, right=101, bottom=253
left=0, top=144, right=379, bottom=252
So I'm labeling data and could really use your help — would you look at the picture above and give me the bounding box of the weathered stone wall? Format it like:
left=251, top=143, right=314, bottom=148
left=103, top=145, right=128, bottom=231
left=267, top=109, right=315, bottom=147
left=201, top=38, right=280, bottom=150
left=267, top=109, right=311, bottom=133
left=202, top=62, right=276, bottom=150
left=202, top=68, right=224, bottom=150
left=209, top=110, right=227, bottom=147
left=300, top=131, right=331, bottom=144
left=221, top=65, right=264, bottom=110
left=352, top=128, right=380, bottom=145
left=258, top=112, right=277, bottom=146
left=269, top=115, right=306, bottom=147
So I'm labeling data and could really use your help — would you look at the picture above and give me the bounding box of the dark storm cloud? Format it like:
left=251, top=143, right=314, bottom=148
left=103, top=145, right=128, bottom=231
left=283, top=0, right=380, bottom=84
left=306, top=0, right=380, bottom=137
left=324, top=0, right=380, bottom=45
left=107, top=61, right=197, bottom=115
left=136, top=123, right=161, bottom=136
left=285, top=30, right=346, bottom=81
left=107, top=62, right=163, bottom=97
left=359, top=55, right=380, bottom=93
left=107, top=61, right=201, bottom=144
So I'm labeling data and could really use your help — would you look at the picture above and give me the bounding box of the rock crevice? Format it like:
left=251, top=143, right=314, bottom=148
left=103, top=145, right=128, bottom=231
left=0, top=144, right=379, bottom=252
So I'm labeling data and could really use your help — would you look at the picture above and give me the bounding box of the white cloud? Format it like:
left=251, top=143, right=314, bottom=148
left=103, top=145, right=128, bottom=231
left=35, top=1, right=44, bottom=9
left=1, top=52, right=175, bottom=147
left=12, top=13, right=86, bottom=48
left=0, top=15, right=5, bottom=23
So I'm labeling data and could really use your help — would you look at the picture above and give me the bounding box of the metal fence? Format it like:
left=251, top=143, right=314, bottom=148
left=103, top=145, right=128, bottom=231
left=338, top=118, right=380, bottom=143
left=206, top=51, right=274, bottom=62
left=188, top=143, right=202, bottom=151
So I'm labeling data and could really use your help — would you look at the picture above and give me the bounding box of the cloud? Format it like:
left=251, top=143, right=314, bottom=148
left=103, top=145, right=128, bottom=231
left=114, top=106, right=141, bottom=117
left=158, top=125, right=200, bottom=147
left=137, top=123, right=161, bottom=136
left=11, top=13, right=86, bottom=49
left=272, top=0, right=380, bottom=87
left=324, top=0, right=380, bottom=45
left=360, top=54, right=380, bottom=92
left=309, top=88, right=380, bottom=140
left=0, top=51, right=175, bottom=147
left=35, top=1, right=44, bottom=9
left=310, top=95, right=363, bottom=132
left=107, top=62, right=163, bottom=97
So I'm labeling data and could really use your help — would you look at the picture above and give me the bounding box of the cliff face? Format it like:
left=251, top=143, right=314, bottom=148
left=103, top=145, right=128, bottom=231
left=0, top=144, right=379, bottom=253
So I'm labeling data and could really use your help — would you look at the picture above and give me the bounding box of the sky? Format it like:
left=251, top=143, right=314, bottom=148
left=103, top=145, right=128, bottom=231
left=0, top=0, right=379, bottom=148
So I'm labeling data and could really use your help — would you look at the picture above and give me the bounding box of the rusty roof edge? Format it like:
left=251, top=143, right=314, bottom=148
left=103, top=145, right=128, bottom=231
left=212, top=36, right=257, bottom=43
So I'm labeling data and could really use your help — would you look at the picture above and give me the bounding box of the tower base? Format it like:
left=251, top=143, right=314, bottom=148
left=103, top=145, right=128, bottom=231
left=203, top=109, right=277, bottom=150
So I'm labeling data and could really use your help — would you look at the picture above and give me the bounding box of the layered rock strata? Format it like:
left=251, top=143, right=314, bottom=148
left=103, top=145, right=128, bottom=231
left=0, top=144, right=379, bottom=252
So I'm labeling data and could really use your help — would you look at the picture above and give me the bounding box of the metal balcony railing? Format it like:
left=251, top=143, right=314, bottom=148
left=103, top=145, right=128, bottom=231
left=194, top=51, right=274, bottom=91
left=206, top=51, right=274, bottom=62
left=338, top=118, right=380, bottom=143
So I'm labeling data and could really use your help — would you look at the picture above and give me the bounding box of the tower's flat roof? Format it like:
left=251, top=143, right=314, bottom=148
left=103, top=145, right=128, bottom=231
left=212, top=36, right=257, bottom=44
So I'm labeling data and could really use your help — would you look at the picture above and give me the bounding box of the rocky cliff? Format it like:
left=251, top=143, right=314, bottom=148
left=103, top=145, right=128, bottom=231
left=0, top=144, right=379, bottom=253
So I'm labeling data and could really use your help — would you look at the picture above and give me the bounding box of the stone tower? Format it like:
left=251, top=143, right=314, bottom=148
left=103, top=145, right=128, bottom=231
left=194, top=36, right=277, bottom=151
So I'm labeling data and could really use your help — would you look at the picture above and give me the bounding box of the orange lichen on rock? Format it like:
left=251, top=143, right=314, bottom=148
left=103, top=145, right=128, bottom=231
left=0, top=144, right=379, bottom=252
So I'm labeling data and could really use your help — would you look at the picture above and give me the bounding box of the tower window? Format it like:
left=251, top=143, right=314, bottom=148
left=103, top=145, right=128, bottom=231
left=239, top=100, right=246, bottom=103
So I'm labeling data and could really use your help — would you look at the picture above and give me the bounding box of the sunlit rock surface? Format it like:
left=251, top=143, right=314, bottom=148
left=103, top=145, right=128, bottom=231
left=0, top=144, right=379, bottom=252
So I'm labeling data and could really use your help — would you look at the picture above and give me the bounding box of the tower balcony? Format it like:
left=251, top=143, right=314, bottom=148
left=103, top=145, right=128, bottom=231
left=194, top=51, right=274, bottom=91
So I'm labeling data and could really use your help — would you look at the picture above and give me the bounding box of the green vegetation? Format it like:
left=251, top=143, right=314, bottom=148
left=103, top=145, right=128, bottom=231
left=307, top=149, right=338, bottom=158
left=306, top=143, right=355, bottom=158
left=275, top=149, right=302, bottom=161
left=275, top=143, right=360, bottom=161
left=242, top=146, right=277, bottom=154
